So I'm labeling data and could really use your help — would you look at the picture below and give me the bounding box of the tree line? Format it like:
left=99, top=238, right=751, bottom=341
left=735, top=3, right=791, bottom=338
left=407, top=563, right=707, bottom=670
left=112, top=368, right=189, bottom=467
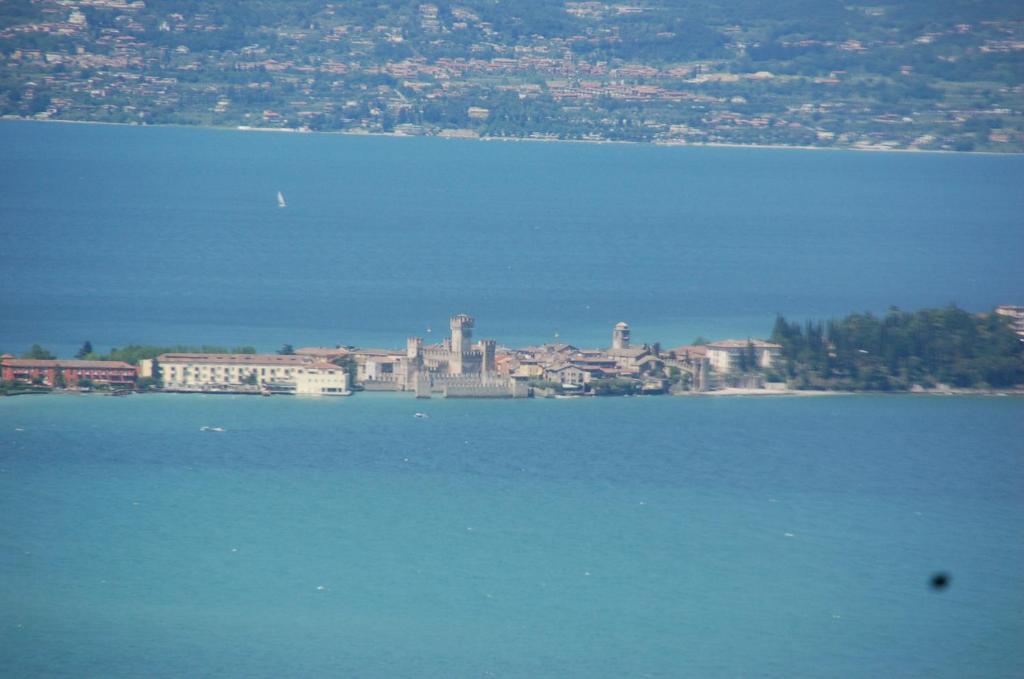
left=769, top=306, right=1024, bottom=390
left=13, top=343, right=256, bottom=364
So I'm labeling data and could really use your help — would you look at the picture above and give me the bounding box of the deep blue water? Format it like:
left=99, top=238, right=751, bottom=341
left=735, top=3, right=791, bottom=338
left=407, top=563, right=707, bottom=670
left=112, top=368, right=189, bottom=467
left=1, top=121, right=1023, bottom=355
left=1, top=394, right=1022, bottom=678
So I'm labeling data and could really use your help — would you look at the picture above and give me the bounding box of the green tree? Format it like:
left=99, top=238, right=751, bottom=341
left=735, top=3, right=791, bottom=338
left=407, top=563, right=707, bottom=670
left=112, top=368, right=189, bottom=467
left=22, top=344, right=55, bottom=360
left=278, top=344, right=295, bottom=355
left=76, top=341, right=93, bottom=359
left=589, top=378, right=641, bottom=396
left=136, top=376, right=158, bottom=390
left=769, top=306, right=1024, bottom=390
left=743, top=340, right=758, bottom=373
left=150, top=357, right=162, bottom=387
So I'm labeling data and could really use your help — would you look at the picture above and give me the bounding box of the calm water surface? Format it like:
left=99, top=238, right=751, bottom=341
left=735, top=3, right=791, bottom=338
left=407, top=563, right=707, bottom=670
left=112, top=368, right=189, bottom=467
left=1, top=121, right=1022, bottom=354
left=2, top=122, right=1023, bottom=677
left=1, top=394, right=1022, bottom=677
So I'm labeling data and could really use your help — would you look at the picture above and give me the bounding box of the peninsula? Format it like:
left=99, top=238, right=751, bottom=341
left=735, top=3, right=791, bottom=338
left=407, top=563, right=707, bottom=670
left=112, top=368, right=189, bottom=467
left=2, top=305, right=1022, bottom=399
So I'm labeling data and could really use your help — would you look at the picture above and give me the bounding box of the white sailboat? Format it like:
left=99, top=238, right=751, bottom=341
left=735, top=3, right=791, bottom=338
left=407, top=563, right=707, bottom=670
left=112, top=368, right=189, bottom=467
left=277, top=190, right=286, bottom=208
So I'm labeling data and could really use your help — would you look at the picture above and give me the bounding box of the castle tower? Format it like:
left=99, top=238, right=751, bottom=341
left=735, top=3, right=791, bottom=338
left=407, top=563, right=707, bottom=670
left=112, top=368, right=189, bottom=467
left=406, top=337, right=422, bottom=361
left=612, top=321, right=630, bottom=350
left=449, top=314, right=474, bottom=374
left=479, top=339, right=496, bottom=375
left=403, top=337, right=423, bottom=390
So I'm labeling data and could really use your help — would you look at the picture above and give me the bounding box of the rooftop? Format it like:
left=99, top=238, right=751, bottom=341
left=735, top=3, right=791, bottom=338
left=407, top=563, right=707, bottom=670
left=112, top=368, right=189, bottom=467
left=707, top=339, right=782, bottom=349
left=295, top=347, right=351, bottom=358
left=157, top=353, right=312, bottom=365
left=1, top=358, right=135, bottom=369
left=351, top=348, right=405, bottom=357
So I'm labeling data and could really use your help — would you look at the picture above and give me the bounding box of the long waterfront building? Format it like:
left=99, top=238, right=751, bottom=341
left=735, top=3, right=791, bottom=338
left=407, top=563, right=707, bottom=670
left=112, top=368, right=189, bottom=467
left=1, top=355, right=137, bottom=387
left=155, top=353, right=349, bottom=395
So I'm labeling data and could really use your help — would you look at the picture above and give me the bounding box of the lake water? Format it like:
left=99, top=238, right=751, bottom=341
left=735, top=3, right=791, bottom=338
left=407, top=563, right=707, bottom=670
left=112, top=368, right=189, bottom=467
left=1, top=393, right=1022, bottom=678
left=1, top=123, right=1023, bottom=677
left=1, top=121, right=1022, bottom=354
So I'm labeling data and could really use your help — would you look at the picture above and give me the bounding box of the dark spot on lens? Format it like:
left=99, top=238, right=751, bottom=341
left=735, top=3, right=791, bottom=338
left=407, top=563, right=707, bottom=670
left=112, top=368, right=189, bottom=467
left=930, top=572, right=951, bottom=590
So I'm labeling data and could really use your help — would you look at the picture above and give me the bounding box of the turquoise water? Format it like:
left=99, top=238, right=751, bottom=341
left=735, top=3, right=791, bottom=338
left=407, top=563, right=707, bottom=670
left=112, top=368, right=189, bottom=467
left=2, top=394, right=1022, bottom=677
left=2, top=121, right=1023, bottom=355
left=2, top=121, right=1023, bottom=677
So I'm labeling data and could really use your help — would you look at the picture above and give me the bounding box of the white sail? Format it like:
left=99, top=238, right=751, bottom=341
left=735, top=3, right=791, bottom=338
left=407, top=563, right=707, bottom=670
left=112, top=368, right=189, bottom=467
left=277, top=191, right=286, bottom=208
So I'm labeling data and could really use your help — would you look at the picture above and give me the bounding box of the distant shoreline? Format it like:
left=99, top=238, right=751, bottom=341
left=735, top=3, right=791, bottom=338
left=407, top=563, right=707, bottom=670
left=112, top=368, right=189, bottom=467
left=3, top=116, right=1020, bottom=158
left=680, top=387, right=1024, bottom=397
left=4, top=388, right=1022, bottom=401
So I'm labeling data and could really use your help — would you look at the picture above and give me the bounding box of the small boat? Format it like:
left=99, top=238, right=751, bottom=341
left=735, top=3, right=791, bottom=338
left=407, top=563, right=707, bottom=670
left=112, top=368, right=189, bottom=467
left=414, top=412, right=429, bottom=419
left=277, top=190, right=286, bottom=208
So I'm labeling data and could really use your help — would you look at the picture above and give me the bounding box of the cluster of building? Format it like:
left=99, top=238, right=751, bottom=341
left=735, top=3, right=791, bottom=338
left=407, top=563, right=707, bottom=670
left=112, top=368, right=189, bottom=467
left=3, top=1, right=1021, bottom=152
left=0, top=352, right=349, bottom=395
left=1, top=314, right=788, bottom=398
left=343, top=316, right=783, bottom=395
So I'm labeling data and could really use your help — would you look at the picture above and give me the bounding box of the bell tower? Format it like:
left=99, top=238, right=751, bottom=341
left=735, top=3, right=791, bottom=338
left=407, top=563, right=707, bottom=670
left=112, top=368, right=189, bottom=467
left=612, top=322, right=630, bottom=350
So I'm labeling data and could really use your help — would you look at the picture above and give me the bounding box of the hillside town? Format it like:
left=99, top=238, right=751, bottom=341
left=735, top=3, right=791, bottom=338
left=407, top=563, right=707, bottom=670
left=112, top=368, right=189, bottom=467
left=4, top=305, right=1024, bottom=398
left=0, top=314, right=786, bottom=398
left=2, top=0, right=1022, bottom=152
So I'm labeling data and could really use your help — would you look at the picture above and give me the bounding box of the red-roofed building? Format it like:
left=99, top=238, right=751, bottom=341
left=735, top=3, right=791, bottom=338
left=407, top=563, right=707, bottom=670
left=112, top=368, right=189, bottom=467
left=1, top=357, right=137, bottom=386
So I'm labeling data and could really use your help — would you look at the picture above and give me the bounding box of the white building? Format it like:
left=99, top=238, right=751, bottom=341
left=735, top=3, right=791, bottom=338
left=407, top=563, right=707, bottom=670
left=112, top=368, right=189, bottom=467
left=294, top=362, right=350, bottom=395
left=158, top=353, right=311, bottom=389
left=156, top=352, right=345, bottom=393
left=705, top=340, right=782, bottom=372
left=543, top=363, right=604, bottom=386
left=996, top=305, right=1024, bottom=338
